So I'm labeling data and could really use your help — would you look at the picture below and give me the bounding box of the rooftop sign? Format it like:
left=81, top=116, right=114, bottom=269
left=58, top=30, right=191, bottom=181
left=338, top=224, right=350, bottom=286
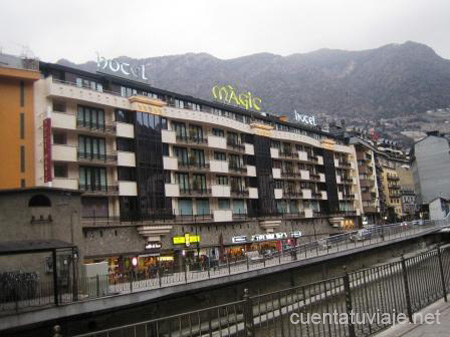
left=212, top=85, right=262, bottom=111
left=294, top=110, right=317, bottom=126
left=96, top=54, right=148, bottom=82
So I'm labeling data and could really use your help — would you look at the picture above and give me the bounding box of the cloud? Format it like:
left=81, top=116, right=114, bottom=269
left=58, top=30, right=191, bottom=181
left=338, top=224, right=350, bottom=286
left=1, top=0, right=449, bottom=62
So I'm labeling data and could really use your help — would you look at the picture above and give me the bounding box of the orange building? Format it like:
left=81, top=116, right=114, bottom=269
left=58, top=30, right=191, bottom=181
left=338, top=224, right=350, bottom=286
left=0, top=57, right=40, bottom=189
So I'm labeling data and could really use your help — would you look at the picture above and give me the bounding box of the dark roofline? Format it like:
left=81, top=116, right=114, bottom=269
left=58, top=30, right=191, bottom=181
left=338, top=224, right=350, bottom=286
left=0, top=186, right=83, bottom=195
left=0, top=239, right=75, bottom=255
left=39, top=61, right=339, bottom=140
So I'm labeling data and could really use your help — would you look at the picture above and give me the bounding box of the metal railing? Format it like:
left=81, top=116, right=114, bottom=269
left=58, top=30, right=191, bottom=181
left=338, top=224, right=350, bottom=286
left=2, top=218, right=449, bottom=320
left=70, top=241, right=450, bottom=337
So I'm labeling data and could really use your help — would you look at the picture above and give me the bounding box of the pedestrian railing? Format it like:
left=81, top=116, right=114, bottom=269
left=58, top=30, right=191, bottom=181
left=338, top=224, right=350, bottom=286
left=70, top=243, right=450, bottom=337
left=1, top=218, right=449, bottom=317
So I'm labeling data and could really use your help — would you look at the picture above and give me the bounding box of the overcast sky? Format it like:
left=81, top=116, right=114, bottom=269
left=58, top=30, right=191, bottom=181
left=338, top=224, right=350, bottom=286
left=1, top=0, right=449, bottom=63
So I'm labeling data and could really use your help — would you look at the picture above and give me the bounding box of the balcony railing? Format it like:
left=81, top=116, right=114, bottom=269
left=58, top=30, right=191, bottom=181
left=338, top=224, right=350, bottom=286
left=175, top=135, right=208, bottom=145
left=79, top=184, right=119, bottom=195
left=230, top=189, right=250, bottom=197
left=226, top=141, right=245, bottom=151
left=76, top=120, right=116, bottom=134
left=77, top=152, right=117, bottom=163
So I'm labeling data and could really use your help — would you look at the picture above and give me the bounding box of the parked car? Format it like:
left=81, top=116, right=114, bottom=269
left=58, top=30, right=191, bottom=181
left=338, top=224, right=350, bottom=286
left=411, top=219, right=424, bottom=226
left=350, top=229, right=371, bottom=241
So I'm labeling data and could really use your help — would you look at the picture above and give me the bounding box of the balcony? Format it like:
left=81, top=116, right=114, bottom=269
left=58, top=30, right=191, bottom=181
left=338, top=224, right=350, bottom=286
left=207, top=135, right=227, bottom=149
left=229, top=164, right=247, bottom=174
left=210, top=160, right=229, bottom=173
left=118, top=181, right=137, bottom=196
left=361, top=192, right=372, bottom=202
left=248, top=187, right=258, bottom=199
left=274, top=189, right=283, bottom=199
left=179, top=188, right=211, bottom=197
left=304, top=209, right=313, bottom=218
left=231, top=189, right=250, bottom=198
left=363, top=206, right=378, bottom=213
left=176, top=135, right=208, bottom=146
left=302, top=189, right=312, bottom=199
left=50, top=78, right=130, bottom=109
left=387, top=173, right=400, bottom=181
left=79, top=184, right=119, bottom=196
left=246, top=165, right=256, bottom=177
left=272, top=168, right=281, bottom=179
left=78, top=152, right=118, bottom=165
left=244, top=143, right=254, bottom=155
left=319, top=173, right=326, bottom=182
left=298, top=151, right=308, bottom=161
left=270, top=148, right=279, bottom=159
left=116, top=122, right=134, bottom=139
left=321, top=191, right=328, bottom=200
left=360, top=179, right=374, bottom=188
left=214, top=209, right=233, bottom=222
left=316, top=155, right=324, bottom=165
left=165, top=183, right=180, bottom=197
left=211, top=185, right=231, bottom=197
left=52, top=112, right=76, bottom=130
left=163, top=156, right=178, bottom=170
left=161, top=129, right=176, bottom=144
left=177, top=161, right=210, bottom=172
left=52, top=178, right=78, bottom=190
left=76, top=120, right=116, bottom=135
left=300, top=170, right=310, bottom=180
left=226, top=141, right=245, bottom=152
left=53, top=144, right=77, bottom=162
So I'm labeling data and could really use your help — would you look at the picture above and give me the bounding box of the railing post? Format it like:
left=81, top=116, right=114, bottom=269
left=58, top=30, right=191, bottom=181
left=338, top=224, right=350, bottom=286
left=343, top=267, right=356, bottom=337
left=243, top=288, right=254, bottom=337
left=247, top=256, right=250, bottom=270
left=185, top=262, right=188, bottom=283
left=52, top=325, right=62, bottom=337
left=52, top=249, right=59, bottom=307
left=96, top=274, right=100, bottom=297
left=129, top=272, right=133, bottom=293
left=227, top=257, right=231, bottom=275
left=400, top=255, right=414, bottom=322
left=437, top=244, right=448, bottom=302
left=158, top=267, right=162, bottom=288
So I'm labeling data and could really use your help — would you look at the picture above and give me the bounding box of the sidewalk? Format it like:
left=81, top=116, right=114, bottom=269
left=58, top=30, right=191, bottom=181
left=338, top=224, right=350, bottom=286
left=376, top=298, right=450, bottom=336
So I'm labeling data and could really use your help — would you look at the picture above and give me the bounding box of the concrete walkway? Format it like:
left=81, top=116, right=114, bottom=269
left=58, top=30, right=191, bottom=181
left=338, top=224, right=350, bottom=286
left=376, top=298, right=450, bottom=336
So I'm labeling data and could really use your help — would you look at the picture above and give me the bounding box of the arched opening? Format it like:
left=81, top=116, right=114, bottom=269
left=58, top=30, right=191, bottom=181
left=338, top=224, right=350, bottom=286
left=28, top=194, right=52, bottom=207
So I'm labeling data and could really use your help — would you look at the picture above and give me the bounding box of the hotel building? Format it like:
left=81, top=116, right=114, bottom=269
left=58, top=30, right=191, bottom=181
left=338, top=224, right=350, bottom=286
left=1, top=55, right=364, bottom=270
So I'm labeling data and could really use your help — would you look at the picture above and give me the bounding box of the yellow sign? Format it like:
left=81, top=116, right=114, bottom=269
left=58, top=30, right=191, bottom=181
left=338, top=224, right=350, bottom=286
left=212, top=85, right=262, bottom=111
left=172, top=234, right=201, bottom=246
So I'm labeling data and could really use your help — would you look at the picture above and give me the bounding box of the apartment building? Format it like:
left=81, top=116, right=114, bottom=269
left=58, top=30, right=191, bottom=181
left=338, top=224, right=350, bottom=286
left=1, top=56, right=365, bottom=273
left=350, top=138, right=381, bottom=223
left=0, top=54, right=40, bottom=189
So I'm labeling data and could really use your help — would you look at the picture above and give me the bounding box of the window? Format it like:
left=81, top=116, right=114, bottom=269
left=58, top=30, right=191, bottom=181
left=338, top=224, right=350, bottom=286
left=227, top=132, right=239, bottom=146
left=190, top=149, right=206, bottom=167
left=117, top=138, right=134, bottom=152
left=21, top=179, right=26, bottom=188
left=20, top=145, right=25, bottom=173
left=192, top=174, right=207, bottom=191
left=78, top=136, right=106, bottom=160
left=175, top=173, right=190, bottom=192
left=196, top=199, right=210, bottom=215
left=20, top=81, right=24, bottom=107
left=53, top=101, right=66, bottom=113
left=115, top=109, right=133, bottom=124
left=54, top=163, right=68, bottom=178
left=189, top=124, right=204, bottom=142
left=214, top=151, right=226, bottom=161
left=218, top=199, right=230, bottom=209
left=162, top=143, right=169, bottom=156
left=229, top=154, right=241, bottom=169
left=53, top=132, right=67, bottom=145
left=174, top=99, right=185, bottom=109
left=230, top=177, right=243, bottom=192
left=120, top=86, right=138, bottom=97
left=77, top=106, right=105, bottom=129
left=76, top=77, right=103, bottom=92
left=20, top=113, right=25, bottom=139
left=28, top=195, right=51, bottom=207
left=212, top=128, right=225, bottom=137
left=216, top=175, right=228, bottom=185
left=118, top=167, right=136, bottom=181
left=79, top=166, right=107, bottom=191
left=173, top=121, right=187, bottom=140
left=174, top=147, right=189, bottom=165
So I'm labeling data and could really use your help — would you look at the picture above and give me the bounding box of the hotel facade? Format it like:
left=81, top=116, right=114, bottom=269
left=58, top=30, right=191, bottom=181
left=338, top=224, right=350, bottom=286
left=1, top=55, right=365, bottom=271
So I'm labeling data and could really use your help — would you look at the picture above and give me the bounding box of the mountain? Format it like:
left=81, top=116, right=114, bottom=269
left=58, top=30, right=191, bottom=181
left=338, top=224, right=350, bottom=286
left=58, top=42, right=450, bottom=121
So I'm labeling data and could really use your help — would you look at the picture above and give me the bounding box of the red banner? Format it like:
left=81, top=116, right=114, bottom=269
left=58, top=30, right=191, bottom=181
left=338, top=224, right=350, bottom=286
left=43, top=118, right=52, bottom=183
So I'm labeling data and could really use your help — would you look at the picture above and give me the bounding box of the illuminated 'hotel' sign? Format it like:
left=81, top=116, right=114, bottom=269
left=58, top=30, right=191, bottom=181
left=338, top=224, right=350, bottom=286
left=96, top=55, right=148, bottom=82
left=212, top=85, right=262, bottom=111
left=294, top=110, right=317, bottom=126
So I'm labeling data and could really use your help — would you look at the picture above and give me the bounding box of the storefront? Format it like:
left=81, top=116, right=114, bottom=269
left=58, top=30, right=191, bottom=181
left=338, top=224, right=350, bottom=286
left=228, top=231, right=302, bottom=256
